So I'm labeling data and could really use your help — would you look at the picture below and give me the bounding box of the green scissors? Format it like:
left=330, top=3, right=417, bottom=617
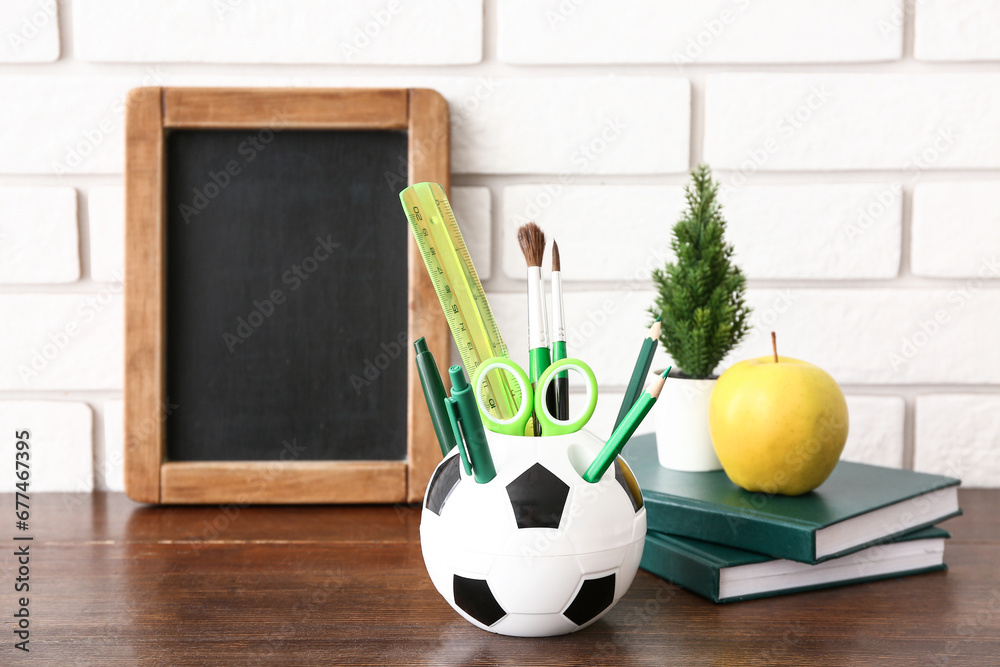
left=472, top=357, right=598, bottom=437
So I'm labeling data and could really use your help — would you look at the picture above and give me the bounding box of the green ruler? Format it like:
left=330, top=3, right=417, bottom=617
left=400, top=182, right=520, bottom=421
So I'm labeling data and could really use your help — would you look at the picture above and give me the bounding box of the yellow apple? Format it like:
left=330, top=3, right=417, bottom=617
left=708, top=354, right=849, bottom=496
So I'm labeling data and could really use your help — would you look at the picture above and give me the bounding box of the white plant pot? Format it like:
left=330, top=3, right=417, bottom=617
left=654, top=373, right=723, bottom=472
left=420, top=430, right=646, bottom=637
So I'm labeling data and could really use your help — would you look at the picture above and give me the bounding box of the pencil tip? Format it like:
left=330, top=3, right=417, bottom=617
left=650, top=372, right=668, bottom=398
left=649, top=320, right=661, bottom=339
left=662, top=366, right=671, bottom=378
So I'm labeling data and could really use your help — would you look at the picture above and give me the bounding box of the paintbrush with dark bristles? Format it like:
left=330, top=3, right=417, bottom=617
left=549, top=241, right=569, bottom=421
left=517, top=222, right=550, bottom=436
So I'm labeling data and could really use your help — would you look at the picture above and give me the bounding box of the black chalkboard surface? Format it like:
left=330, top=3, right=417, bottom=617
left=165, top=129, right=409, bottom=462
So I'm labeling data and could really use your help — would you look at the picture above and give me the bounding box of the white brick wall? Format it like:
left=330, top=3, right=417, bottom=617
left=87, top=187, right=125, bottom=283
left=1, top=76, right=137, bottom=174
left=100, top=399, right=124, bottom=493
left=0, top=187, right=80, bottom=283
left=502, top=186, right=683, bottom=282
left=0, top=402, right=93, bottom=492
left=2, top=0, right=998, bottom=490
left=705, top=74, right=999, bottom=170
left=915, top=395, right=1000, bottom=486
left=498, top=0, right=902, bottom=64
left=73, top=0, right=483, bottom=65
left=451, top=77, right=690, bottom=174
left=502, top=184, right=903, bottom=281
left=911, top=182, right=1000, bottom=278
left=0, top=294, right=123, bottom=391
left=915, top=0, right=1000, bottom=61
left=450, top=186, right=492, bottom=280
left=0, top=0, right=60, bottom=62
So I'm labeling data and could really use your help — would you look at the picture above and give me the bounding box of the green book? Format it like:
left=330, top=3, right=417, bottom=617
left=622, top=434, right=961, bottom=564
left=641, top=526, right=949, bottom=603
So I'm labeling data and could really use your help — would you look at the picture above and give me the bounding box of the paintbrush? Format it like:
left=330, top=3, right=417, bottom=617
left=549, top=241, right=569, bottom=421
left=517, top=222, right=550, bottom=436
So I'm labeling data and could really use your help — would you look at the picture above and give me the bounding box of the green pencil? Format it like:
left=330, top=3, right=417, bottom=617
left=613, top=319, right=661, bottom=431
left=584, top=367, right=670, bottom=483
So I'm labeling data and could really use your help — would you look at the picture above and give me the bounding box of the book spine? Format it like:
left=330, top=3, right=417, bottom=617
left=640, top=540, right=721, bottom=602
left=645, top=496, right=818, bottom=563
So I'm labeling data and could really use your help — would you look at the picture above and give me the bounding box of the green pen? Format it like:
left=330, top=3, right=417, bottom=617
left=445, top=365, right=496, bottom=483
left=414, top=338, right=456, bottom=457
left=583, top=367, right=670, bottom=483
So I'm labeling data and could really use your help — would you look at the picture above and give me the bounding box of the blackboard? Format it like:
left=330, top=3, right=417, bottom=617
left=124, top=87, right=451, bottom=504
left=165, top=129, right=409, bottom=462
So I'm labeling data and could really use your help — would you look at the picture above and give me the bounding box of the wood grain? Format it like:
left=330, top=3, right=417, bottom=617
left=11, top=490, right=996, bottom=666
left=163, top=88, right=409, bottom=129
left=124, top=87, right=166, bottom=504
left=159, top=461, right=407, bottom=504
left=405, top=89, right=452, bottom=503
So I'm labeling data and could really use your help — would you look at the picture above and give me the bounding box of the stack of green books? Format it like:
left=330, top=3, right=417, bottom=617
left=621, top=435, right=961, bottom=603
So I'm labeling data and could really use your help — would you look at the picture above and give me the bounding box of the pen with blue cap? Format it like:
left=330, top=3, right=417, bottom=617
left=445, top=365, right=496, bottom=483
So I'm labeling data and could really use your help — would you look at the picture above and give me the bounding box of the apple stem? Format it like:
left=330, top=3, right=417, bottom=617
left=771, top=331, right=778, bottom=363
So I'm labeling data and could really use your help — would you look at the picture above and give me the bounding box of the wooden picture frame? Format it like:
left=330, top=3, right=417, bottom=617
left=124, top=87, right=450, bottom=504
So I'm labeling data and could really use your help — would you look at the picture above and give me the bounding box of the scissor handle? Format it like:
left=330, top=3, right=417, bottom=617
left=472, top=358, right=532, bottom=436
left=535, top=358, right=598, bottom=436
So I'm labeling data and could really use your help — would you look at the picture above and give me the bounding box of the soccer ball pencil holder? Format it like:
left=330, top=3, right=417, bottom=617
left=420, top=429, right=647, bottom=637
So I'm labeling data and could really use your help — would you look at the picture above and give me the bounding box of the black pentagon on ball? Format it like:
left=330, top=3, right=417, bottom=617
left=614, top=458, right=644, bottom=512
left=563, top=573, right=616, bottom=626
left=505, top=463, right=570, bottom=529
left=453, top=575, right=506, bottom=626
left=425, top=455, right=462, bottom=516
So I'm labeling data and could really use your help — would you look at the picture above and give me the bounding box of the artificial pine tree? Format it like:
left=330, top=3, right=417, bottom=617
left=649, top=165, right=752, bottom=378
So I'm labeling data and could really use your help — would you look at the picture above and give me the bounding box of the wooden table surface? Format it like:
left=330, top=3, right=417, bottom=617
left=3, top=490, right=997, bottom=666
